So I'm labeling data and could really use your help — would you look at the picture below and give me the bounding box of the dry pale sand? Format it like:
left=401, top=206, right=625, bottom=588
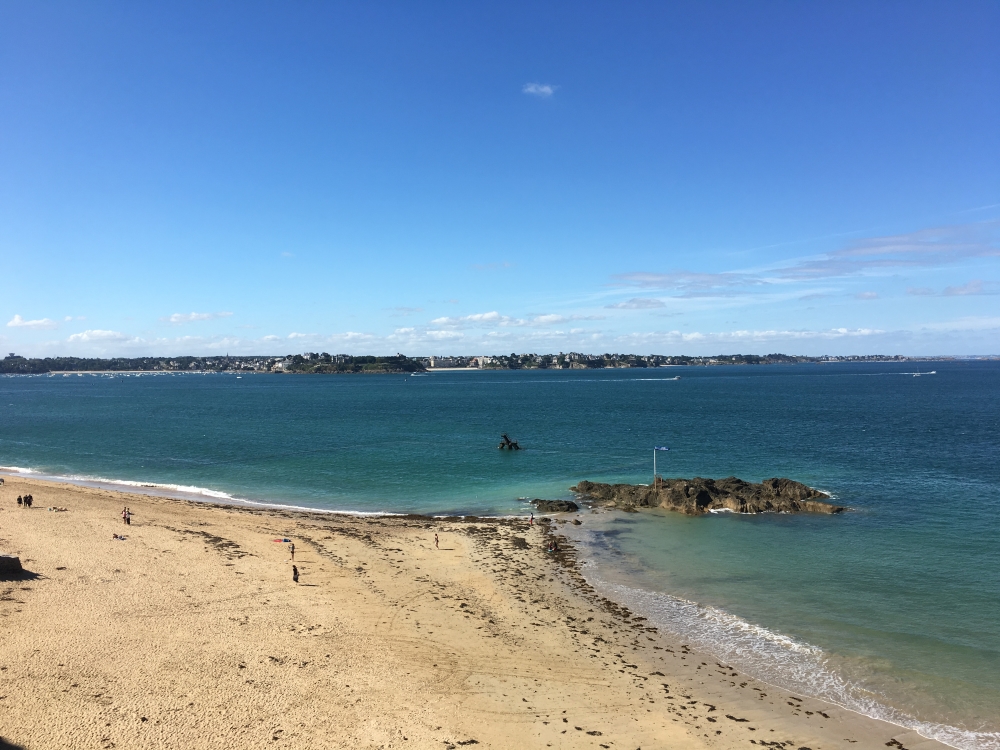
left=0, top=477, right=948, bottom=750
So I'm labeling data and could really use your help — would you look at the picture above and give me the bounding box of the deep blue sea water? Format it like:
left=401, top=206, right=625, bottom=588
left=1, top=362, right=997, bottom=748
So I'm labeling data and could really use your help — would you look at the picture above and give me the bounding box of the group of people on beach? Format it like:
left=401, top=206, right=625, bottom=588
left=16, top=494, right=34, bottom=508
left=121, top=507, right=132, bottom=525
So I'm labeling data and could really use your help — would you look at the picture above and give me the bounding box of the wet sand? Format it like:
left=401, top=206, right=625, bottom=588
left=0, top=477, right=949, bottom=750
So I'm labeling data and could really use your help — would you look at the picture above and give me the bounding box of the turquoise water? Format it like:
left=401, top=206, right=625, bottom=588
left=1, top=363, right=998, bottom=748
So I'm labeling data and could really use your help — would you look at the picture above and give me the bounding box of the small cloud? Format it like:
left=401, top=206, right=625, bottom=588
left=855, top=291, right=878, bottom=300
left=944, top=279, right=985, bottom=296
left=164, top=312, right=233, bottom=324
left=7, top=314, right=58, bottom=330
left=907, top=287, right=935, bottom=296
left=281, top=252, right=295, bottom=258
left=613, top=271, right=763, bottom=294
left=532, top=314, right=565, bottom=325
left=425, top=330, right=463, bottom=340
left=394, top=327, right=415, bottom=335
left=522, top=82, right=556, bottom=98
left=605, top=298, right=666, bottom=310
left=287, top=332, right=311, bottom=339
left=431, top=311, right=502, bottom=327
left=68, top=329, right=130, bottom=342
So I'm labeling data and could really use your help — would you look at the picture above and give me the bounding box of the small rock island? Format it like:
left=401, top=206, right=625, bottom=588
left=570, top=477, right=844, bottom=515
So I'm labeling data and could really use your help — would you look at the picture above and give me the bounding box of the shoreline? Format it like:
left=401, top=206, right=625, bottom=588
left=1, top=475, right=957, bottom=750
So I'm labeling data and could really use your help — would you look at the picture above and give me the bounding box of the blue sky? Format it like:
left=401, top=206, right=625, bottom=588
left=2, top=1, right=998, bottom=357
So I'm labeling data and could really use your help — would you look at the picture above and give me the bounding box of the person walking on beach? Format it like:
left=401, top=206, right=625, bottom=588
left=529, top=512, right=534, bottom=526
left=292, top=565, right=299, bottom=583
left=16, top=495, right=22, bottom=507
left=289, top=542, right=295, bottom=561
left=125, top=508, right=131, bottom=525
left=434, top=534, right=439, bottom=549
left=122, top=507, right=128, bottom=525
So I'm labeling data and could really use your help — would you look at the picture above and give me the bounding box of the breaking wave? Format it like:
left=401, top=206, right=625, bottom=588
left=578, top=567, right=998, bottom=750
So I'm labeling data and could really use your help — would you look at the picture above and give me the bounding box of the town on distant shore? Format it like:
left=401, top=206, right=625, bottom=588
left=1, top=351, right=984, bottom=375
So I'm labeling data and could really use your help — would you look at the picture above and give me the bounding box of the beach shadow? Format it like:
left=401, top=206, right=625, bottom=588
left=0, top=568, right=43, bottom=583
left=0, top=737, right=28, bottom=750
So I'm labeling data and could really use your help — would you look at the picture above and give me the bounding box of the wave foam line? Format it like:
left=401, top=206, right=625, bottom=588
left=0, top=466, right=405, bottom=518
left=580, top=569, right=998, bottom=750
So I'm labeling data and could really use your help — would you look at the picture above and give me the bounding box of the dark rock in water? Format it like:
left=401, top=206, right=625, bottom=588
left=570, top=477, right=844, bottom=516
left=0, top=554, right=23, bottom=575
left=530, top=499, right=579, bottom=513
left=498, top=433, right=522, bottom=450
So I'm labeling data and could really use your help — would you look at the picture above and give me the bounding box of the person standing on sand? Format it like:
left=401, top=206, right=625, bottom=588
left=292, top=565, right=299, bottom=583
left=125, top=508, right=131, bottom=525
left=289, top=542, right=295, bottom=560
left=434, top=534, right=439, bottom=549
left=17, top=496, right=22, bottom=507
left=122, top=507, right=128, bottom=525
left=529, top=513, right=534, bottom=526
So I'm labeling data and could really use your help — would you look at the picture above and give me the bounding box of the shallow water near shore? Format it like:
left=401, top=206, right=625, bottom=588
left=2, top=362, right=998, bottom=747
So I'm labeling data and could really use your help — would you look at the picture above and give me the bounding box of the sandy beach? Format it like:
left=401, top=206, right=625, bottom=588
left=0, top=477, right=950, bottom=750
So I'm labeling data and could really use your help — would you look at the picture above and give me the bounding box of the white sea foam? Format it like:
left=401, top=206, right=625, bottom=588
left=0, top=466, right=405, bottom=518
left=578, top=565, right=999, bottom=750
left=0, top=465, right=40, bottom=474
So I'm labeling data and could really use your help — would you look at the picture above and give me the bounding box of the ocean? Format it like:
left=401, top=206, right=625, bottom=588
left=1, top=362, right=997, bottom=749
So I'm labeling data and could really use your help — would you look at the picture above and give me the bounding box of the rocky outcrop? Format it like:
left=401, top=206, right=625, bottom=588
left=570, top=477, right=844, bottom=516
left=0, top=554, right=23, bottom=575
left=530, top=499, right=579, bottom=513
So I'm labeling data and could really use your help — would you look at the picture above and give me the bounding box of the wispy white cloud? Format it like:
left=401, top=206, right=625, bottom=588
left=613, top=221, right=1000, bottom=298
left=913, top=315, right=1000, bottom=332
left=778, top=221, right=1000, bottom=281
left=7, top=314, right=58, bottom=330
left=613, top=271, right=762, bottom=293
left=68, top=329, right=133, bottom=343
left=164, top=311, right=233, bottom=324
left=430, top=311, right=602, bottom=328
left=522, top=82, right=556, bottom=98
left=944, top=279, right=986, bottom=296
left=855, top=291, right=878, bottom=300
left=615, top=327, right=886, bottom=346
left=605, top=297, right=666, bottom=309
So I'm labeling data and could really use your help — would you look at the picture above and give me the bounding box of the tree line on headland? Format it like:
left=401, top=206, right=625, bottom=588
left=0, top=351, right=933, bottom=375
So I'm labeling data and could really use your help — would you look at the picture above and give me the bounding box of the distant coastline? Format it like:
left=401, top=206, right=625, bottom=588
left=2, top=351, right=995, bottom=375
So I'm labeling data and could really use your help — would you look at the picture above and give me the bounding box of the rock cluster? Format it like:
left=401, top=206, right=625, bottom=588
left=570, top=477, right=844, bottom=516
left=530, top=499, right=580, bottom=513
